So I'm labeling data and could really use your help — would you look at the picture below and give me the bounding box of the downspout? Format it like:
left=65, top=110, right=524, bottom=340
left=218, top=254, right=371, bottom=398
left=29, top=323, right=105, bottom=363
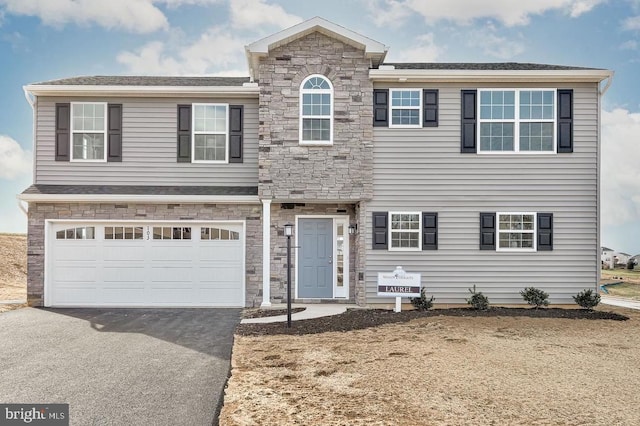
left=21, top=86, right=36, bottom=217
left=596, top=72, right=614, bottom=291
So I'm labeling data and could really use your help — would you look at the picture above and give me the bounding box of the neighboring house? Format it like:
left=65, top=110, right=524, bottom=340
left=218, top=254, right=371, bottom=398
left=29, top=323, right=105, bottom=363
left=602, top=246, right=615, bottom=264
left=616, top=252, right=631, bottom=266
left=630, top=255, right=640, bottom=266
left=18, top=17, right=613, bottom=308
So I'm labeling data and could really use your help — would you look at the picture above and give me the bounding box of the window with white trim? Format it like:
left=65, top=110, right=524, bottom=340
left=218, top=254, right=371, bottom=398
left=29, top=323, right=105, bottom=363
left=300, top=75, right=333, bottom=144
left=56, top=226, right=95, bottom=240
left=193, top=103, right=228, bottom=162
left=153, top=227, right=192, bottom=240
left=71, top=103, right=107, bottom=161
left=201, top=227, right=240, bottom=240
left=479, top=89, right=556, bottom=153
left=389, top=212, right=421, bottom=250
left=497, top=213, right=536, bottom=251
left=390, top=89, right=422, bottom=127
left=105, top=226, right=143, bottom=240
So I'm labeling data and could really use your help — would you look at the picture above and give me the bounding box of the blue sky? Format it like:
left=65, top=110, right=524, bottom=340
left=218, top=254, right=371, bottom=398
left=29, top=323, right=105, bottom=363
left=0, top=0, right=639, bottom=253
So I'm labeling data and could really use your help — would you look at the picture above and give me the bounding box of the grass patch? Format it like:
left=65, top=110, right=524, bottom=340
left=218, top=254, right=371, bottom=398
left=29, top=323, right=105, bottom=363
left=604, top=282, right=640, bottom=300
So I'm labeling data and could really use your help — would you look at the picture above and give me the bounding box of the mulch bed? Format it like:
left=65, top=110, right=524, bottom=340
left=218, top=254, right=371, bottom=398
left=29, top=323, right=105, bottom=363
left=236, top=307, right=629, bottom=336
left=242, top=307, right=306, bottom=319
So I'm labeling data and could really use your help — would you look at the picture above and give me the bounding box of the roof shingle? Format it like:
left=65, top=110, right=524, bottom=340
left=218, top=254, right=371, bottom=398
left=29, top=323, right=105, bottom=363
left=32, top=76, right=251, bottom=87
left=22, top=184, right=258, bottom=196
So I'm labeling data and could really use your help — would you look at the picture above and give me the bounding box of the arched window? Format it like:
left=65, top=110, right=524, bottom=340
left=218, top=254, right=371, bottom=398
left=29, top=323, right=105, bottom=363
left=300, top=75, right=333, bottom=144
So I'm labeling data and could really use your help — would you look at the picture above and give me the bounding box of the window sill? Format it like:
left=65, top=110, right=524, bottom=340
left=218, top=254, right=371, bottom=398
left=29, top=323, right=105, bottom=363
left=299, top=141, right=333, bottom=146
left=70, top=159, right=107, bottom=163
left=388, top=247, right=422, bottom=252
left=192, top=160, right=229, bottom=164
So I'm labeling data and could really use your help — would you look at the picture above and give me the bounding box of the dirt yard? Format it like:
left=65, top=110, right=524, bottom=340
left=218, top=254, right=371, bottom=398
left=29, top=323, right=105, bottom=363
left=221, top=306, right=640, bottom=425
left=0, top=233, right=27, bottom=312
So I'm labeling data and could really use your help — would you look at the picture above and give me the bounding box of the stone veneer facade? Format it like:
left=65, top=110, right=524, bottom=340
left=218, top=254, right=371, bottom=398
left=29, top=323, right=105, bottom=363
left=27, top=202, right=263, bottom=307
left=257, top=32, right=374, bottom=201
left=268, top=203, right=358, bottom=302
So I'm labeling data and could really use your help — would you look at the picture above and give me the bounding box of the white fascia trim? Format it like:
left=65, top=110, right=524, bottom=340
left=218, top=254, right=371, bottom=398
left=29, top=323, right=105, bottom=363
left=23, top=85, right=259, bottom=98
left=369, top=69, right=614, bottom=83
left=18, top=194, right=260, bottom=204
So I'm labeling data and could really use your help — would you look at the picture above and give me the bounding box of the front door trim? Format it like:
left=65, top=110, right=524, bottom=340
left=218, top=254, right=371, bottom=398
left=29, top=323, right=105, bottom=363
left=294, top=215, right=349, bottom=299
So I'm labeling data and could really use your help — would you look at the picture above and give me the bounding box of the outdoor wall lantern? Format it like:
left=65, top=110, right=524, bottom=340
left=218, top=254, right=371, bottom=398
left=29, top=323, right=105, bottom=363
left=348, top=223, right=358, bottom=235
left=284, top=223, right=294, bottom=237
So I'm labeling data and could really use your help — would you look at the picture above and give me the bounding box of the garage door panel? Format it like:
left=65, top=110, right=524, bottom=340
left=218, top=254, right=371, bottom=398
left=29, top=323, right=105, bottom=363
left=54, top=266, right=97, bottom=282
left=199, top=266, right=242, bottom=282
left=54, top=245, right=98, bottom=261
left=101, top=266, right=145, bottom=282
left=54, top=286, right=99, bottom=304
left=149, top=245, right=195, bottom=261
left=199, top=244, right=243, bottom=261
left=101, top=286, right=146, bottom=303
left=102, top=245, right=146, bottom=261
left=50, top=222, right=244, bottom=307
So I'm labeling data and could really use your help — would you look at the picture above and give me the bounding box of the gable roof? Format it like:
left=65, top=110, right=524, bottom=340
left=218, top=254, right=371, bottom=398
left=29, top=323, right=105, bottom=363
left=602, top=246, right=613, bottom=251
left=245, top=16, right=388, bottom=80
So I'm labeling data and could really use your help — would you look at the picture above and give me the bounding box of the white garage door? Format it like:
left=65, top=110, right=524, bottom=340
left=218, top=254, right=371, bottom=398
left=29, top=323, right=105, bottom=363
left=47, top=222, right=245, bottom=307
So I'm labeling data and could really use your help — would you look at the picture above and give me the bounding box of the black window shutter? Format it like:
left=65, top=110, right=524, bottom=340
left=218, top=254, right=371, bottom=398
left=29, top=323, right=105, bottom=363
left=372, top=212, right=388, bottom=250
left=557, top=89, right=573, bottom=153
left=229, top=105, right=243, bottom=163
left=107, top=104, right=123, bottom=162
left=55, top=103, right=70, bottom=161
left=461, top=90, right=477, bottom=153
left=537, top=213, right=553, bottom=251
left=373, top=89, right=389, bottom=127
left=480, top=212, right=496, bottom=250
left=423, top=89, right=438, bottom=127
left=422, top=212, right=438, bottom=250
left=177, top=105, right=191, bottom=163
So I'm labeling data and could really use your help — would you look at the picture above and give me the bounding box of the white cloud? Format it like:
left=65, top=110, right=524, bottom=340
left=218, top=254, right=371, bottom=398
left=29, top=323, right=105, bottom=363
left=467, top=23, right=525, bottom=59
left=623, top=15, right=640, bottom=30
left=367, top=0, right=604, bottom=27
left=601, top=108, right=640, bottom=226
left=388, top=33, right=442, bottom=62
left=365, top=0, right=411, bottom=28
left=620, top=39, right=639, bottom=50
left=117, top=26, right=248, bottom=75
left=229, top=0, right=302, bottom=30
left=0, top=0, right=169, bottom=33
left=0, top=135, right=31, bottom=180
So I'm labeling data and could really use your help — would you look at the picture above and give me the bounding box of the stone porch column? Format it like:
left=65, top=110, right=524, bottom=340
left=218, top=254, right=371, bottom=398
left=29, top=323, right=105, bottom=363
left=261, top=199, right=272, bottom=307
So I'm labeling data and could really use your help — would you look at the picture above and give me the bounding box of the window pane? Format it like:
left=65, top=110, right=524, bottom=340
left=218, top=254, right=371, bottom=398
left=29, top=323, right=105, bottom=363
left=124, top=227, right=134, bottom=240
left=391, top=90, right=420, bottom=107
left=230, top=231, right=239, bottom=240
left=194, top=134, right=226, bottom=161
left=153, top=227, right=162, bottom=239
left=85, top=227, right=95, bottom=240
left=163, top=227, right=171, bottom=240
left=520, top=123, right=554, bottom=152
left=72, top=134, right=105, bottom=160
left=391, top=109, right=419, bottom=125
left=105, top=227, right=113, bottom=239
left=303, top=76, right=330, bottom=90
left=135, top=227, right=143, bottom=240
left=302, top=118, right=330, bottom=141
left=66, top=228, right=75, bottom=239
left=114, top=227, right=123, bottom=240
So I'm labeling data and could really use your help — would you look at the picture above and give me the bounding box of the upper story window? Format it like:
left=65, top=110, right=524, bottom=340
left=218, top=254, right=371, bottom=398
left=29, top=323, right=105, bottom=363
left=300, top=75, right=333, bottom=145
left=193, top=104, right=228, bottom=162
left=478, top=89, right=556, bottom=154
left=71, top=103, right=107, bottom=161
left=390, top=89, right=422, bottom=127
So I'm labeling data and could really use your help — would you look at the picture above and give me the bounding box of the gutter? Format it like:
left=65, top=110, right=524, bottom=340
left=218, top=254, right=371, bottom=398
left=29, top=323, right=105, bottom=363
left=16, top=193, right=261, bottom=204
left=16, top=197, right=28, bottom=215
left=23, top=84, right=260, bottom=98
left=369, top=69, right=614, bottom=83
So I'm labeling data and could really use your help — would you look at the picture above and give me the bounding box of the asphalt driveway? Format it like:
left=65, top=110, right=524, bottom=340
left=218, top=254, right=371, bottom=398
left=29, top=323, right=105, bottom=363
left=0, top=307, right=241, bottom=425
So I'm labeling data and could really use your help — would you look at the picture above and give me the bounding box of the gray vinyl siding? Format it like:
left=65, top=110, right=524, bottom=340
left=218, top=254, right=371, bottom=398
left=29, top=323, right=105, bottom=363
left=35, top=97, right=258, bottom=185
left=366, top=82, right=599, bottom=305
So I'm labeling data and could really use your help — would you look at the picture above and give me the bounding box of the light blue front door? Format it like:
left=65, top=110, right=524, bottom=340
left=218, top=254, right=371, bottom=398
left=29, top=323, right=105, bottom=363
left=298, top=218, right=333, bottom=298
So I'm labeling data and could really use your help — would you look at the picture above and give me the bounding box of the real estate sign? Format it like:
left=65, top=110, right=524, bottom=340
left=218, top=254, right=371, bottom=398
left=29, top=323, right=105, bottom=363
left=377, top=268, right=421, bottom=297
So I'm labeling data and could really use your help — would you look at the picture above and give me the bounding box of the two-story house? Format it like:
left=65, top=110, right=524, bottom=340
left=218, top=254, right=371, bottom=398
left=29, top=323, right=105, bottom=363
left=19, top=17, right=612, bottom=308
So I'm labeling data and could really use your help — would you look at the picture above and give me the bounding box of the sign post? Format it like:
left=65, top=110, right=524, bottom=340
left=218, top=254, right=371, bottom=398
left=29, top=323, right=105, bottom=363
left=377, top=266, right=421, bottom=312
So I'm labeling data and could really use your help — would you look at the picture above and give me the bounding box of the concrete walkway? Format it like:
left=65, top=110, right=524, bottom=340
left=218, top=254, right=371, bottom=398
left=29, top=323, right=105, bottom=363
left=601, top=295, right=640, bottom=310
left=241, top=304, right=356, bottom=324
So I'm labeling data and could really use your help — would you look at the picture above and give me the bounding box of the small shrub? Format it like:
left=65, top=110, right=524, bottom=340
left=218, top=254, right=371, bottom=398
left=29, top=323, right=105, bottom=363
left=410, top=287, right=434, bottom=311
left=466, top=285, right=489, bottom=310
left=520, top=287, right=549, bottom=308
left=573, top=289, right=601, bottom=310
left=627, top=260, right=636, bottom=270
